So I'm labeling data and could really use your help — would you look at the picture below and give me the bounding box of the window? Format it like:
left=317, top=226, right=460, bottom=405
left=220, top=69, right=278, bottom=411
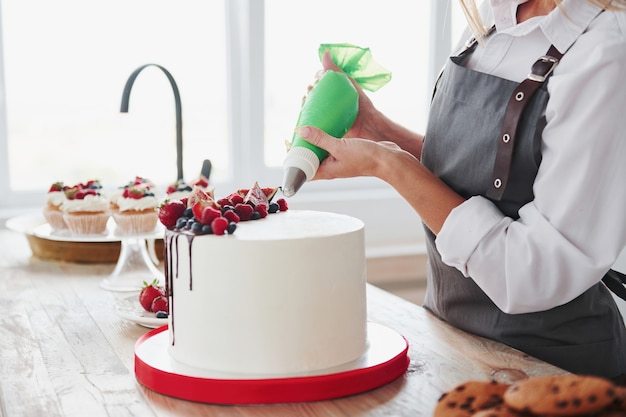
left=0, top=0, right=464, bottom=250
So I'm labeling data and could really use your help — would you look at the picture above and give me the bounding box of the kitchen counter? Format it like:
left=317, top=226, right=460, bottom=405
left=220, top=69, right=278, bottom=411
left=0, top=228, right=566, bottom=416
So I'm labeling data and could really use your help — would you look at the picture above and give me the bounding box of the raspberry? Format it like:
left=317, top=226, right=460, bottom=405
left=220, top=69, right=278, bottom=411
left=211, top=217, right=229, bottom=235
left=223, top=210, right=240, bottom=223
left=229, top=193, right=244, bottom=205
left=200, top=206, right=221, bottom=225
left=276, top=198, right=289, bottom=211
left=255, top=204, right=268, bottom=218
left=216, top=197, right=230, bottom=208
left=234, top=203, right=254, bottom=221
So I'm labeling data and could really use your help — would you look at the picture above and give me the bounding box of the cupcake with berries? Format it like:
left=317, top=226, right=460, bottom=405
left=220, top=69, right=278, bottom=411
left=165, top=174, right=213, bottom=202
left=61, top=181, right=110, bottom=235
left=43, top=181, right=69, bottom=230
left=111, top=177, right=159, bottom=235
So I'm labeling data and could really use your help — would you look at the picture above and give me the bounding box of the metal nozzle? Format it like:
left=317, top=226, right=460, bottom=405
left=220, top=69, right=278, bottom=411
left=281, top=167, right=308, bottom=197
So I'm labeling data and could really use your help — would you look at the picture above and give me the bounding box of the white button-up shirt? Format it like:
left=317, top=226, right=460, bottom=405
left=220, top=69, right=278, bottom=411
left=436, top=0, right=626, bottom=314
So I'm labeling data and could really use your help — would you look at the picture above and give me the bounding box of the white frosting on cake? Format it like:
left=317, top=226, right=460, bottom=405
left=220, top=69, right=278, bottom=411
left=165, top=210, right=367, bottom=376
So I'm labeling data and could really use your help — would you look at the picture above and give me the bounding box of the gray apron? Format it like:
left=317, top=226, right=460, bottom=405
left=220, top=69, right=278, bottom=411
left=421, top=36, right=626, bottom=378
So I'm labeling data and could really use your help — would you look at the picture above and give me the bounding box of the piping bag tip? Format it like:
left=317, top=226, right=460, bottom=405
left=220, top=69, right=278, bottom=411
left=281, top=167, right=308, bottom=198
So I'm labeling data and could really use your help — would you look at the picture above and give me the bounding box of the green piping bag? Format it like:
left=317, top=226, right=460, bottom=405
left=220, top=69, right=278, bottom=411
left=281, top=44, right=391, bottom=197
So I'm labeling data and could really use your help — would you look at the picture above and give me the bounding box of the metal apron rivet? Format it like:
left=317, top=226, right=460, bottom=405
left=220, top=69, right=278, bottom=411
left=515, top=91, right=524, bottom=101
left=493, top=178, right=502, bottom=188
left=502, top=133, right=510, bottom=143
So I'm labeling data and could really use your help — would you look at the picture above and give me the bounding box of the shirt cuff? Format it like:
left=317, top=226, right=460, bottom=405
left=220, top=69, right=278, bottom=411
left=435, top=196, right=507, bottom=276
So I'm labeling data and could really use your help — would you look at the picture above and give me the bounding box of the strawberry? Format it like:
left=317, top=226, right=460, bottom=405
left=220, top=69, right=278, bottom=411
left=139, top=279, right=165, bottom=312
left=211, top=217, right=229, bottom=235
left=151, top=295, right=169, bottom=314
left=234, top=203, right=254, bottom=221
left=200, top=206, right=221, bottom=225
left=192, top=200, right=213, bottom=221
left=223, top=209, right=240, bottom=223
left=276, top=198, right=289, bottom=211
left=158, top=200, right=187, bottom=228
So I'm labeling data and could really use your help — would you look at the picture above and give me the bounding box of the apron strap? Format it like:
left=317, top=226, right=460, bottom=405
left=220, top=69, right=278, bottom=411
left=603, top=269, right=626, bottom=301
left=486, top=45, right=564, bottom=200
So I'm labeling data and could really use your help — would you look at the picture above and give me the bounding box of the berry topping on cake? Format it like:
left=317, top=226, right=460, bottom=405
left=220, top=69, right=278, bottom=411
left=158, top=200, right=187, bottom=228
left=276, top=198, right=289, bottom=212
left=158, top=183, right=286, bottom=235
left=139, top=279, right=166, bottom=312
left=211, top=217, right=229, bottom=236
left=187, top=187, right=214, bottom=209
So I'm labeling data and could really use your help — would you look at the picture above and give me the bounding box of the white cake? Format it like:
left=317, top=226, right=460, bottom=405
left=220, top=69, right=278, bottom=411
left=164, top=210, right=367, bottom=376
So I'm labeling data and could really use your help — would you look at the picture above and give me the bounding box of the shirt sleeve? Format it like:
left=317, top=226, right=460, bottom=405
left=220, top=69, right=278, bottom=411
left=435, top=13, right=626, bottom=314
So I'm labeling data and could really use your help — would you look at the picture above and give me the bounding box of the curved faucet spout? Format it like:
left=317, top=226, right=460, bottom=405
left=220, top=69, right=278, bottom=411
left=120, top=64, right=184, bottom=181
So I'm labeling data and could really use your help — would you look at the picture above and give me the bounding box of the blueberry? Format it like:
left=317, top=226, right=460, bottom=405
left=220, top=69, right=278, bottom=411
left=268, top=202, right=279, bottom=213
left=186, top=218, right=195, bottom=228
left=191, top=221, right=203, bottom=232
left=227, top=222, right=237, bottom=234
left=221, top=205, right=234, bottom=213
left=182, top=207, right=194, bottom=218
left=251, top=211, right=261, bottom=220
left=201, top=224, right=213, bottom=234
left=175, top=217, right=187, bottom=229
left=155, top=311, right=168, bottom=319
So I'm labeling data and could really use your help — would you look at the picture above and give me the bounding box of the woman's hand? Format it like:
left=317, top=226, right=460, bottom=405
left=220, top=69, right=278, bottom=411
left=297, top=125, right=465, bottom=235
left=310, top=50, right=425, bottom=159
left=295, top=126, right=409, bottom=180
left=319, top=51, right=381, bottom=141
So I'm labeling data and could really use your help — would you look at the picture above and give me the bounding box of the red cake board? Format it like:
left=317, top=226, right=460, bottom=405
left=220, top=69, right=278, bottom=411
left=135, top=322, right=409, bottom=404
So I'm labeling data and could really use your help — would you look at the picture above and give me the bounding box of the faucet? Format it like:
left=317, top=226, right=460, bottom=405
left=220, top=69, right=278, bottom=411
left=120, top=64, right=184, bottom=181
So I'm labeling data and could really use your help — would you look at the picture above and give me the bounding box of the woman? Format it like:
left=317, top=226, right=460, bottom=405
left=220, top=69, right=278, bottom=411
left=297, top=0, right=626, bottom=380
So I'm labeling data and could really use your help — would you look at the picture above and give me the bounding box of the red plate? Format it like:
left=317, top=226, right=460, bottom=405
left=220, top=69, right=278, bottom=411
left=135, top=322, right=409, bottom=404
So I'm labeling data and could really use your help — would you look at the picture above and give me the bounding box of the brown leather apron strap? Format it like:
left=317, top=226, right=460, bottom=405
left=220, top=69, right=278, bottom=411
left=486, top=45, right=564, bottom=200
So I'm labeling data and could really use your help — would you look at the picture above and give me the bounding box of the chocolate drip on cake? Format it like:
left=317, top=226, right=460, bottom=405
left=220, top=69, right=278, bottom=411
left=164, top=230, right=197, bottom=346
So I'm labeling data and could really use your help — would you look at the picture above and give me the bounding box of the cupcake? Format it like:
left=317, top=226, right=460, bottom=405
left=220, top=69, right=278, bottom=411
left=111, top=178, right=159, bottom=235
left=61, top=182, right=110, bottom=235
left=165, top=175, right=213, bottom=202
left=43, top=181, right=68, bottom=230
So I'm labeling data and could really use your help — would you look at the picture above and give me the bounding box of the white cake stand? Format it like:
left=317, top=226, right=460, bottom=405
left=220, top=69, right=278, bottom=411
left=6, top=214, right=165, bottom=292
left=99, top=226, right=165, bottom=292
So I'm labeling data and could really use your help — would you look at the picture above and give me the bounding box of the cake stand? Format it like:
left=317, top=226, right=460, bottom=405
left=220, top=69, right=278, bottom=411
left=99, top=229, right=164, bottom=292
left=134, top=322, right=410, bottom=404
left=6, top=214, right=164, bottom=292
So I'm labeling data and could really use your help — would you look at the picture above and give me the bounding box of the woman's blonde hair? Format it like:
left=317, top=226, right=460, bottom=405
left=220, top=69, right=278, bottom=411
left=459, top=0, right=626, bottom=40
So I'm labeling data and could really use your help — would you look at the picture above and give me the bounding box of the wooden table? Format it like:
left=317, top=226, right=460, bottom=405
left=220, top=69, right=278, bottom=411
left=0, top=228, right=566, bottom=416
